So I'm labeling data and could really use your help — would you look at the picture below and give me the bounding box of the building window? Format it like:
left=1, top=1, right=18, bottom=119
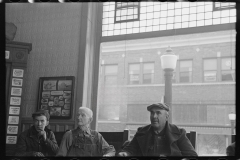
left=129, top=63, right=140, bottom=84
left=179, top=60, right=193, bottom=83
left=129, top=62, right=154, bottom=85
left=204, top=58, right=217, bottom=82
left=104, top=64, right=118, bottom=85
left=115, top=2, right=140, bottom=23
left=143, top=63, right=154, bottom=84
left=221, top=57, right=235, bottom=81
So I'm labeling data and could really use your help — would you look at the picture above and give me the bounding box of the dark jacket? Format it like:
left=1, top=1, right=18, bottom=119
left=226, top=142, right=235, bottom=156
left=15, top=126, right=59, bottom=156
left=120, top=122, right=198, bottom=156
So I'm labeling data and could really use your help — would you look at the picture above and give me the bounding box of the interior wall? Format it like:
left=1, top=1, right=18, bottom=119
left=5, top=4, right=83, bottom=119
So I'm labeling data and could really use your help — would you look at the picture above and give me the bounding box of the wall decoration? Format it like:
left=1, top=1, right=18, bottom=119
left=13, top=69, right=24, bottom=77
left=7, top=125, right=18, bottom=134
left=11, top=87, right=22, bottom=96
left=8, top=116, right=19, bottom=124
left=6, top=136, right=17, bottom=144
left=10, top=97, right=21, bottom=105
left=12, top=78, right=23, bottom=87
left=37, top=76, right=75, bottom=119
left=9, top=106, right=20, bottom=115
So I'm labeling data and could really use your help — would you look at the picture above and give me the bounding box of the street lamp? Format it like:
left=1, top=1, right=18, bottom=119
left=228, top=112, right=236, bottom=135
left=161, top=46, right=177, bottom=123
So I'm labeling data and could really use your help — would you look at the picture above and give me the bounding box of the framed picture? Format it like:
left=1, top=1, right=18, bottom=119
left=9, top=106, right=20, bottom=115
left=6, top=136, right=17, bottom=144
left=12, top=78, right=23, bottom=87
left=7, top=125, right=18, bottom=134
left=8, top=116, right=19, bottom=124
left=11, top=87, right=22, bottom=96
left=13, top=69, right=24, bottom=77
left=10, top=97, right=21, bottom=105
left=37, top=76, right=75, bottom=119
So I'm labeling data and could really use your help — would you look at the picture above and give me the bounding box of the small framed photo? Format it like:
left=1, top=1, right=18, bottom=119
left=8, top=116, right=19, bottom=124
left=13, top=69, right=24, bottom=77
left=11, top=87, right=22, bottom=96
left=12, top=78, right=23, bottom=87
left=7, top=125, right=18, bottom=134
left=6, top=136, right=17, bottom=144
left=9, top=106, right=20, bottom=115
left=10, top=97, right=21, bottom=105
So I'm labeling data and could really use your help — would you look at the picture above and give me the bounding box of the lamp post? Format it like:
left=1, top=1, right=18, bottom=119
left=160, top=46, right=177, bottom=124
left=228, top=112, right=236, bottom=135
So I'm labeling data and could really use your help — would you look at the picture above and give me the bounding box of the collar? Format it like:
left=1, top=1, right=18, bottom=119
left=76, top=126, right=91, bottom=135
left=137, top=121, right=181, bottom=135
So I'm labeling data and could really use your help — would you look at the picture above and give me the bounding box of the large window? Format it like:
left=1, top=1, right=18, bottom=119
left=179, top=60, right=193, bottom=83
left=204, top=58, right=217, bottom=82
left=102, top=2, right=236, bottom=36
left=104, top=64, right=118, bottom=85
left=129, top=62, right=154, bottom=85
left=203, top=57, right=235, bottom=82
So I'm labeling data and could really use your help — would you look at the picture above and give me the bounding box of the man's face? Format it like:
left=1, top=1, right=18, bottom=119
left=77, top=109, right=92, bottom=126
left=150, top=107, right=168, bottom=130
left=33, top=115, right=49, bottom=132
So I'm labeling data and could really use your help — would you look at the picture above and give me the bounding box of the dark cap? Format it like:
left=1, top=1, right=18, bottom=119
left=147, top=103, right=170, bottom=112
left=32, top=110, right=50, bottom=121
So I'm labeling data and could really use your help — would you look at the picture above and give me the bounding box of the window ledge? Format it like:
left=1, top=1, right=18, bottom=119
left=98, top=120, right=121, bottom=123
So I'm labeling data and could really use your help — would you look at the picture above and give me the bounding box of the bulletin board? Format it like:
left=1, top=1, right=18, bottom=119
left=37, top=76, right=75, bottom=119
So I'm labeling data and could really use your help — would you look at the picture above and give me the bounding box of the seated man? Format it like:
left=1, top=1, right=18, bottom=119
left=15, top=110, right=59, bottom=156
left=56, top=106, right=115, bottom=156
left=117, top=103, right=198, bottom=157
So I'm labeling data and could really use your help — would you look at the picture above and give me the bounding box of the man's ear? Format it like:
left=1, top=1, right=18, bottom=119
left=89, top=117, right=93, bottom=124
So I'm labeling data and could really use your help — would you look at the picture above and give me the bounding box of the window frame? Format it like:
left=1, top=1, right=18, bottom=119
left=103, top=64, right=118, bottom=85
left=220, top=56, right=235, bottom=82
left=114, top=2, right=140, bottom=23
left=179, top=59, right=193, bottom=83
left=203, top=58, right=218, bottom=82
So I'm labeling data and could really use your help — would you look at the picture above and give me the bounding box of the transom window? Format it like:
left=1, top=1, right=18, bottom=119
left=115, top=2, right=140, bottom=23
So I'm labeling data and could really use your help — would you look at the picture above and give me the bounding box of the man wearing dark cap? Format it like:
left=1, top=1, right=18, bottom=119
left=15, top=110, right=59, bottom=156
left=117, top=103, right=198, bottom=157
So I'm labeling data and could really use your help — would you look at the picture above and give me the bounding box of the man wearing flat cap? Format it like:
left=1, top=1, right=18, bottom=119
left=15, top=110, right=59, bottom=156
left=117, top=103, right=198, bottom=156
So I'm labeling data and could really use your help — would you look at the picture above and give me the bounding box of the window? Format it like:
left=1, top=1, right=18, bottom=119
left=115, top=2, right=140, bottom=23
left=129, top=63, right=140, bottom=84
left=203, top=57, right=235, bottom=82
left=179, top=60, right=192, bottom=83
left=204, top=59, right=217, bottom=82
left=129, top=62, right=154, bottom=85
left=213, top=2, right=235, bottom=11
left=143, top=63, right=154, bottom=84
left=104, top=64, right=118, bottom=85
left=221, top=57, right=235, bottom=81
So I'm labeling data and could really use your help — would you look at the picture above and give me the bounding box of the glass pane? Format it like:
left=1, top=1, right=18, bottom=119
left=204, top=71, right=217, bottom=82
left=129, top=64, right=140, bottom=74
left=182, top=8, right=189, bottom=15
left=143, top=63, right=154, bottom=73
left=143, top=74, right=153, bottom=84
left=222, top=70, right=235, bottom=82
left=180, top=60, right=192, bottom=72
left=221, top=57, right=235, bottom=70
left=129, top=74, right=140, bottom=84
left=105, top=65, right=118, bottom=74
left=204, top=59, right=217, bottom=70
left=180, top=72, right=191, bottom=83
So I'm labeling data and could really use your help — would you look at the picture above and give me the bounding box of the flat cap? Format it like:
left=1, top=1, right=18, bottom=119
left=147, top=103, right=170, bottom=111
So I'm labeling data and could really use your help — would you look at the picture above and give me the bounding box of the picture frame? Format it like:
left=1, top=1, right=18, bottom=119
left=11, top=87, right=22, bottom=96
left=8, top=116, right=19, bottom=124
left=10, top=97, right=21, bottom=105
left=9, top=106, right=20, bottom=115
left=7, top=125, right=18, bottom=134
left=37, top=76, right=75, bottom=119
left=12, top=78, right=23, bottom=87
left=13, top=69, right=24, bottom=77
left=6, top=136, right=17, bottom=144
